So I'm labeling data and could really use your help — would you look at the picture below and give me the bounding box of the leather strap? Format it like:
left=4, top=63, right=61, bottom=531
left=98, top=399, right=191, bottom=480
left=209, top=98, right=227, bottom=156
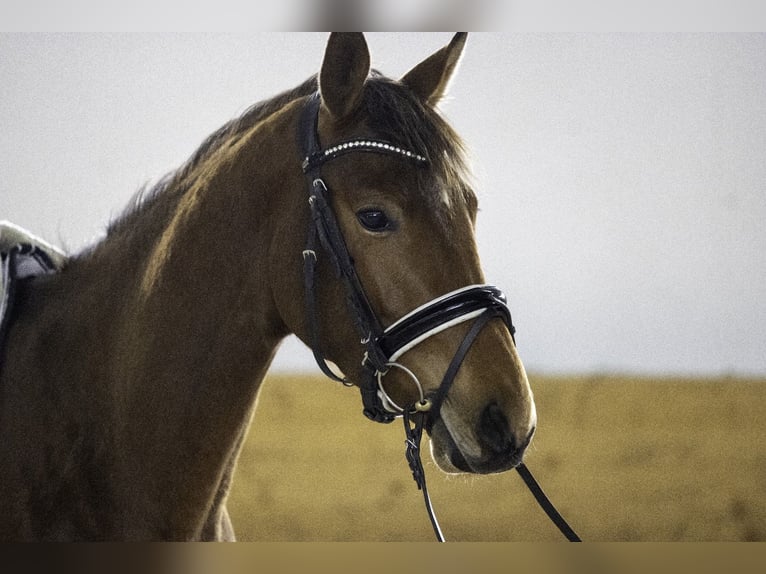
left=428, top=308, right=498, bottom=424
left=299, top=93, right=395, bottom=419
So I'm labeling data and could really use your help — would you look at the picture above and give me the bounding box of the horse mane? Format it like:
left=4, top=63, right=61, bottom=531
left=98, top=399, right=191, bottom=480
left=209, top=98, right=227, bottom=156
left=105, top=75, right=320, bottom=241
left=105, top=70, right=471, bottom=244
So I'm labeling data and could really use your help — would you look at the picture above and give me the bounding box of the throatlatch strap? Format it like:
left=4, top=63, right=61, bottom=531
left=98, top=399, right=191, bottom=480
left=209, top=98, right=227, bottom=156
left=304, top=175, right=388, bottom=374
left=303, top=222, right=346, bottom=384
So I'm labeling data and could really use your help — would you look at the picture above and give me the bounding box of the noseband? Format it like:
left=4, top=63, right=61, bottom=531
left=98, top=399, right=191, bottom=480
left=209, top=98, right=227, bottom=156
left=298, top=93, right=580, bottom=542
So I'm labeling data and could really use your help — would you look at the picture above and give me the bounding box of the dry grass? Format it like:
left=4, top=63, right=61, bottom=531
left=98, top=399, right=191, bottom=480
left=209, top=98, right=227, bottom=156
left=228, top=373, right=766, bottom=541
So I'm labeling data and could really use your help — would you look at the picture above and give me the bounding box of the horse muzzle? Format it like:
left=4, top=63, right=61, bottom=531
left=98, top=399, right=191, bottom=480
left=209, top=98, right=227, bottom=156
left=429, top=405, right=536, bottom=474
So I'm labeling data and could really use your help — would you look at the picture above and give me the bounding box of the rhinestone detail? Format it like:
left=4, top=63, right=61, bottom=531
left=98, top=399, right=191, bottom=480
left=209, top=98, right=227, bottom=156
left=320, top=139, right=426, bottom=164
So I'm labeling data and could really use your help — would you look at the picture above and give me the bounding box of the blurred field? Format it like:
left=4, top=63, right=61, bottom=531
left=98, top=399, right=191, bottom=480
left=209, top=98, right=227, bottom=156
left=228, top=373, right=766, bottom=541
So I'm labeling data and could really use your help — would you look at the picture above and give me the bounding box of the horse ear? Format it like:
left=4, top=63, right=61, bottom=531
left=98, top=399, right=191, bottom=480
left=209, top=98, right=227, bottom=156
left=319, top=33, right=371, bottom=121
left=401, top=32, right=468, bottom=107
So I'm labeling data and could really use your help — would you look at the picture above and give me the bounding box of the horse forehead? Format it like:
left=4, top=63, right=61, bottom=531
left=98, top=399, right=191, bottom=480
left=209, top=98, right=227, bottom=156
left=325, top=153, right=471, bottom=216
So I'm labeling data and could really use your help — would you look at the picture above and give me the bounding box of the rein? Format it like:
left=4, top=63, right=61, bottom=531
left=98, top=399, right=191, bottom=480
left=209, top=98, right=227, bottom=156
left=298, top=93, right=580, bottom=542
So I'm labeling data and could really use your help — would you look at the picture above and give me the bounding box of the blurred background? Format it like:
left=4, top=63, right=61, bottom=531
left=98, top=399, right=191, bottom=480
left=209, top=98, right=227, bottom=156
left=1, top=32, right=764, bottom=377
left=1, top=31, right=765, bottom=541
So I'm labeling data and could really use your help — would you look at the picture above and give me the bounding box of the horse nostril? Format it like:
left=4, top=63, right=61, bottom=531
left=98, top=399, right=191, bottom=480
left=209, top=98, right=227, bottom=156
left=478, top=402, right=515, bottom=454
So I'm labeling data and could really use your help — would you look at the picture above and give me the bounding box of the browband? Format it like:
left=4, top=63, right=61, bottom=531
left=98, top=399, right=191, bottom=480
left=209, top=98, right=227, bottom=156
left=303, top=138, right=427, bottom=173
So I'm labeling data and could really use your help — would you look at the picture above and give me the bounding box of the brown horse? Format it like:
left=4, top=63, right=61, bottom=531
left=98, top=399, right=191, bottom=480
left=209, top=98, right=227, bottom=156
left=0, top=33, right=536, bottom=541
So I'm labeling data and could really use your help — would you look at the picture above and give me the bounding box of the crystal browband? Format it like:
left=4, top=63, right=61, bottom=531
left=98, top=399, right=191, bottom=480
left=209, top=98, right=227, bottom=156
left=302, top=138, right=427, bottom=173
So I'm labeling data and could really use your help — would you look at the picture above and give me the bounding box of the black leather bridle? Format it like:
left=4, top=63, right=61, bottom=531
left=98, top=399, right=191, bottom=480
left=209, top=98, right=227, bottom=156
left=299, top=92, right=514, bottom=425
left=298, top=92, right=580, bottom=542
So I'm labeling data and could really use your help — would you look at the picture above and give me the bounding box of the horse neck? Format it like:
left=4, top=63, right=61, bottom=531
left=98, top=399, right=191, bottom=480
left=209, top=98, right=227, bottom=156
left=15, top=99, right=305, bottom=538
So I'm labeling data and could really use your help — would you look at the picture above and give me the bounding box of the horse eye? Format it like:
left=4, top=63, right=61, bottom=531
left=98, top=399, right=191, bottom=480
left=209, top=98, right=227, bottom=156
left=356, top=209, right=391, bottom=232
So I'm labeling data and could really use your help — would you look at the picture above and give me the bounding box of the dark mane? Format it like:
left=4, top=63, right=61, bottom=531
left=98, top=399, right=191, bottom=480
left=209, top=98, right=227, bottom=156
left=107, top=70, right=471, bottom=241
left=107, top=75, right=320, bottom=238
left=182, top=75, right=319, bottom=182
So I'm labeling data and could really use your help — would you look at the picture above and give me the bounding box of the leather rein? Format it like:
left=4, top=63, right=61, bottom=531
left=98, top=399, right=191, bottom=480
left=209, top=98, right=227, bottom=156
left=298, top=93, right=580, bottom=542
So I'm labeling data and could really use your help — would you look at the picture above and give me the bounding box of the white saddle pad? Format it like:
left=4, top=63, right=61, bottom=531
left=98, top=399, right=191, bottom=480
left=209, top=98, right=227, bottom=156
left=1, top=221, right=68, bottom=344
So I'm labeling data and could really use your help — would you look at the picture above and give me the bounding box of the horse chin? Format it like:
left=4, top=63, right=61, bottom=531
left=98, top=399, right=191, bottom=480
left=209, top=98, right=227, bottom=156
left=427, top=418, right=482, bottom=474
left=428, top=431, right=472, bottom=474
left=428, top=416, right=527, bottom=475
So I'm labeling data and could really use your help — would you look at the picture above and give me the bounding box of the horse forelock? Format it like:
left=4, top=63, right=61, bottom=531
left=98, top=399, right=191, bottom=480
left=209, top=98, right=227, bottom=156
left=362, top=73, right=475, bottom=216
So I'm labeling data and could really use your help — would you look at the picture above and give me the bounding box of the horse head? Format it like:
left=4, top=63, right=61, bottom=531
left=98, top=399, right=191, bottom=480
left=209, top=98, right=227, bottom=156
left=274, top=33, right=536, bottom=475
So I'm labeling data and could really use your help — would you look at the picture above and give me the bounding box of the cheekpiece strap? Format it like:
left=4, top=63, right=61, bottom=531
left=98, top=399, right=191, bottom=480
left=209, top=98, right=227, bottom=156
left=298, top=92, right=428, bottom=423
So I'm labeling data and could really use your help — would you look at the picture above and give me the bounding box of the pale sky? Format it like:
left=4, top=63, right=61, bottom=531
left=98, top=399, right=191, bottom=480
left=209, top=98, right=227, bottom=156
left=1, top=33, right=764, bottom=376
